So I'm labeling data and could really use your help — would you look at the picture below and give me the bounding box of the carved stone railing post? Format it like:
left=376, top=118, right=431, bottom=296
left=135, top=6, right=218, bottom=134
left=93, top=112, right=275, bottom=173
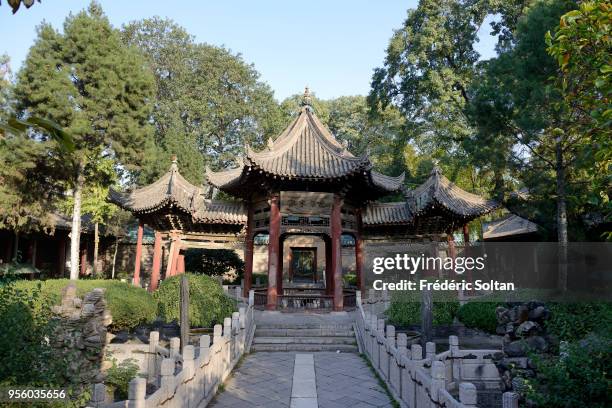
left=199, top=335, right=211, bottom=396
left=430, top=361, right=446, bottom=404
left=426, top=341, right=436, bottom=360
left=212, top=324, right=223, bottom=386
left=459, top=383, right=478, bottom=408
left=127, top=377, right=146, bottom=408
left=160, top=358, right=175, bottom=400
left=91, top=383, right=106, bottom=407
left=248, top=289, right=254, bottom=306
left=502, top=391, right=519, bottom=408
left=147, top=331, right=159, bottom=384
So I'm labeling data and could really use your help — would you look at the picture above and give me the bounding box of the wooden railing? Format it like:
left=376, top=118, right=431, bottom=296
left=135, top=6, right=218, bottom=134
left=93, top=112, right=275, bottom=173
left=277, top=293, right=334, bottom=310
left=252, top=288, right=358, bottom=311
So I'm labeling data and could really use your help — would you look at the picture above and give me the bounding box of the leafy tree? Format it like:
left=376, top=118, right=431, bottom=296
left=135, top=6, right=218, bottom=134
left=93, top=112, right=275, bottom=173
left=60, top=154, right=117, bottom=276
left=122, top=18, right=285, bottom=182
left=546, top=0, right=611, bottom=239
left=367, top=0, right=530, bottom=198
left=13, top=2, right=155, bottom=279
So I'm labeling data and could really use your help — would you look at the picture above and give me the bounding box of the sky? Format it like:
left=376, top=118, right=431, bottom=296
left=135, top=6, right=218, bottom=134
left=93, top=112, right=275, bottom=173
left=0, top=0, right=498, bottom=101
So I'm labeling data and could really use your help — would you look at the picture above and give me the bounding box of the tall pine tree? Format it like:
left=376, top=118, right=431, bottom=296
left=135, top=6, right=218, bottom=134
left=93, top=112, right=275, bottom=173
left=14, top=2, right=155, bottom=279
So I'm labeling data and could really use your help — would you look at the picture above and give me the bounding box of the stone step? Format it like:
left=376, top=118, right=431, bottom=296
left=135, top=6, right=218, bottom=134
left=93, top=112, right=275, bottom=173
left=255, top=328, right=354, bottom=337
left=251, top=343, right=359, bottom=352
left=255, top=323, right=354, bottom=330
left=253, top=336, right=357, bottom=345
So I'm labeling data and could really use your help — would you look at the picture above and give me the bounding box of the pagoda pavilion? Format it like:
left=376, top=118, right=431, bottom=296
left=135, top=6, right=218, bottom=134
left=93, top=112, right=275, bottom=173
left=111, top=88, right=498, bottom=311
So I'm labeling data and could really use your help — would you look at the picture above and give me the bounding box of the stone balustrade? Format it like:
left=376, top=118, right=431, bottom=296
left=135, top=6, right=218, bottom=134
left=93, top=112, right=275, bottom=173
left=355, top=291, right=518, bottom=408
left=91, top=293, right=255, bottom=408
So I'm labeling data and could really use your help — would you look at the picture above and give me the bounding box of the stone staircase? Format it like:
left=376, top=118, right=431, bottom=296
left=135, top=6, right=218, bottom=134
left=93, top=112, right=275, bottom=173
left=252, top=321, right=359, bottom=352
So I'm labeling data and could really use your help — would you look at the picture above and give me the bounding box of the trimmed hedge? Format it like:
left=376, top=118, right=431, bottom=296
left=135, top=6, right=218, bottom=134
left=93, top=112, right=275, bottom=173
left=154, top=274, right=236, bottom=328
left=456, top=301, right=500, bottom=334
left=385, top=290, right=459, bottom=327
left=12, top=279, right=157, bottom=332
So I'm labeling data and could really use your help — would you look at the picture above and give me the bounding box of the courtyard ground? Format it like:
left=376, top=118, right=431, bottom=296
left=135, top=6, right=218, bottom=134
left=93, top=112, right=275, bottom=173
left=208, top=351, right=394, bottom=408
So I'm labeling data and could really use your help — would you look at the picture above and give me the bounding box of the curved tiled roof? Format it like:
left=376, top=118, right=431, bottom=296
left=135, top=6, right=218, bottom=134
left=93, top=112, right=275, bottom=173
left=370, top=171, right=406, bottom=192
left=110, top=162, right=246, bottom=225
left=363, top=202, right=412, bottom=225
left=205, top=167, right=244, bottom=190
left=109, top=161, right=198, bottom=214
left=245, top=108, right=368, bottom=179
left=407, top=167, right=499, bottom=217
left=192, top=199, right=247, bottom=224
left=206, top=91, right=405, bottom=194
left=483, top=214, right=539, bottom=239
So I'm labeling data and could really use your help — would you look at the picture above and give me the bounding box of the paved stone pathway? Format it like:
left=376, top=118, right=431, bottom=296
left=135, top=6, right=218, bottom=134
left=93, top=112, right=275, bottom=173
left=209, top=352, right=394, bottom=408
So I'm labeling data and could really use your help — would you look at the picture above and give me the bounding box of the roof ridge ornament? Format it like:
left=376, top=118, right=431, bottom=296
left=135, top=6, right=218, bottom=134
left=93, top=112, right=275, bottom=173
left=170, top=154, right=178, bottom=172
left=301, top=86, right=313, bottom=112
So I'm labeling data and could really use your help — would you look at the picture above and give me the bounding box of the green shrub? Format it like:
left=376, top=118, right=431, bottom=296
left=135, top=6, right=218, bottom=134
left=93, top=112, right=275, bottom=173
left=456, top=301, right=500, bottom=333
left=154, top=273, right=236, bottom=328
left=0, top=282, right=63, bottom=386
left=184, top=249, right=244, bottom=283
left=385, top=290, right=459, bottom=327
left=105, top=357, right=139, bottom=400
left=545, top=302, right=612, bottom=342
left=343, top=273, right=357, bottom=287
left=12, top=279, right=157, bottom=332
left=524, top=335, right=611, bottom=408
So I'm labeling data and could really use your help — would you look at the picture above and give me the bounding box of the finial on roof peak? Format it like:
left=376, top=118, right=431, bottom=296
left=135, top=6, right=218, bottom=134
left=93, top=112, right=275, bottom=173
left=170, top=154, right=178, bottom=171
left=301, top=86, right=312, bottom=110
left=431, top=164, right=442, bottom=176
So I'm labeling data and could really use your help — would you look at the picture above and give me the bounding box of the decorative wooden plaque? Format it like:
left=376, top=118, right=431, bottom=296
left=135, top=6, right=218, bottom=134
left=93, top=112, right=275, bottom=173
left=280, top=191, right=333, bottom=216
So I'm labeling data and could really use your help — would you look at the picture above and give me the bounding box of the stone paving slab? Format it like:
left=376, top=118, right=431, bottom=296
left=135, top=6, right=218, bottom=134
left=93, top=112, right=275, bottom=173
left=209, top=351, right=394, bottom=408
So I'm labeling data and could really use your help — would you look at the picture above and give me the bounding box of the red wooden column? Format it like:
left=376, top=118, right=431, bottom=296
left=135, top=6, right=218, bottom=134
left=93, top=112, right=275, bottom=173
left=133, top=221, right=144, bottom=286
left=170, top=237, right=182, bottom=276
left=325, top=236, right=333, bottom=295
left=355, top=208, right=364, bottom=294
left=243, top=205, right=255, bottom=297
left=80, top=241, right=88, bottom=276
left=277, top=236, right=284, bottom=295
left=266, top=194, right=281, bottom=310
left=331, top=195, right=343, bottom=311
left=57, top=234, right=67, bottom=277
left=177, top=253, right=185, bottom=274
left=149, top=231, right=163, bottom=292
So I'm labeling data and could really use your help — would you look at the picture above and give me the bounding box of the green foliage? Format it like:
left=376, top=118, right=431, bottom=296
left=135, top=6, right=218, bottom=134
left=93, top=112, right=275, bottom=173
left=343, top=273, right=357, bottom=287
left=184, top=249, right=244, bottom=283
left=122, top=17, right=285, bottom=184
left=456, top=301, right=500, bottom=333
left=545, top=302, right=612, bottom=342
left=154, top=274, right=236, bottom=328
left=546, top=1, right=611, bottom=236
left=385, top=290, right=459, bottom=327
left=0, top=281, right=62, bottom=385
left=524, top=335, right=612, bottom=408
left=104, top=357, right=139, bottom=400
left=12, top=279, right=157, bottom=332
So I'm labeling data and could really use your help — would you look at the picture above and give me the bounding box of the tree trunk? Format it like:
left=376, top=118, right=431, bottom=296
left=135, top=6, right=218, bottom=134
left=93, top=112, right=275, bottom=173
left=69, top=165, right=85, bottom=280
left=111, top=237, right=119, bottom=279
left=556, top=138, right=568, bottom=291
left=93, top=222, right=99, bottom=276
